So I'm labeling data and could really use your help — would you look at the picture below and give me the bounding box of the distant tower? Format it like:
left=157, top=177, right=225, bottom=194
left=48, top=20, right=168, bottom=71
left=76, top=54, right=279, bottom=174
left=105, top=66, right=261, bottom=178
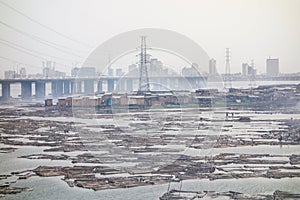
left=224, top=48, right=232, bottom=89
left=209, top=58, right=217, bottom=76
left=249, top=60, right=256, bottom=93
left=138, top=36, right=150, bottom=94
left=266, top=57, right=279, bottom=77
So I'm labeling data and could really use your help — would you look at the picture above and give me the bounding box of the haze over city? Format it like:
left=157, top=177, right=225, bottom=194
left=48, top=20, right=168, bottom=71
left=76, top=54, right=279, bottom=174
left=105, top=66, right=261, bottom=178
left=0, top=0, right=300, bottom=78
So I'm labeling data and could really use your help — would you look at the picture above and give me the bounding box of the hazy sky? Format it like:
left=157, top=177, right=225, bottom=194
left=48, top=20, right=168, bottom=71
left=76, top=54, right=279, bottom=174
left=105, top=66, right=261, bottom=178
left=0, top=0, right=299, bottom=77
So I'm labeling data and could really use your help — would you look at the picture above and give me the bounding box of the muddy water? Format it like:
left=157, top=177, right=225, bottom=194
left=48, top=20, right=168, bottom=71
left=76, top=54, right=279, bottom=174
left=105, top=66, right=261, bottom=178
left=0, top=106, right=300, bottom=199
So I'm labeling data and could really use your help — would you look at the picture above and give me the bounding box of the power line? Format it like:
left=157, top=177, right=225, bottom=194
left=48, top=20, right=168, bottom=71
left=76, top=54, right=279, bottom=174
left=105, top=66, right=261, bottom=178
left=0, top=55, right=42, bottom=70
left=0, top=38, right=81, bottom=63
left=0, top=40, right=45, bottom=60
left=0, top=40, right=73, bottom=69
left=0, top=20, right=87, bottom=58
left=0, top=0, right=93, bottom=48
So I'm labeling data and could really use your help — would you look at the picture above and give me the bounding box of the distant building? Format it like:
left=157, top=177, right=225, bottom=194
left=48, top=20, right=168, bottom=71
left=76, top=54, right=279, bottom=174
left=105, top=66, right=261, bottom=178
left=242, top=62, right=256, bottom=77
left=42, top=61, right=66, bottom=78
left=209, top=59, right=217, bottom=75
left=266, top=58, right=279, bottom=77
left=149, top=58, right=163, bottom=76
left=71, top=67, right=80, bottom=77
left=53, top=71, right=66, bottom=77
left=78, top=67, right=96, bottom=77
left=182, top=64, right=200, bottom=77
left=4, top=70, right=16, bottom=79
left=108, top=66, right=113, bottom=76
left=128, top=64, right=137, bottom=72
left=248, top=66, right=256, bottom=77
left=19, top=67, right=26, bottom=78
left=43, top=61, right=55, bottom=78
left=116, top=68, right=124, bottom=76
left=242, top=63, right=248, bottom=76
left=127, top=64, right=138, bottom=77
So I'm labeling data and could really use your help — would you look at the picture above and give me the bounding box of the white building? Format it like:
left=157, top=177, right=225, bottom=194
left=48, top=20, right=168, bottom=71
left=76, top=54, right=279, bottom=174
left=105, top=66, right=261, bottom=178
left=209, top=59, right=217, bottom=75
left=242, top=63, right=256, bottom=77
left=266, top=58, right=279, bottom=77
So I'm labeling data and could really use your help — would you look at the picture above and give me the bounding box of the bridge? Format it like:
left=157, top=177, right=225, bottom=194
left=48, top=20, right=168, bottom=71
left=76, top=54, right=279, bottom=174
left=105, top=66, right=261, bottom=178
left=0, top=76, right=207, bottom=100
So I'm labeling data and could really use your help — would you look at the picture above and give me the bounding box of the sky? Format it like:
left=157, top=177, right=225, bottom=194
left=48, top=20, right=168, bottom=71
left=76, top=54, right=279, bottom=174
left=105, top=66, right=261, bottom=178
left=0, top=0, right=299, bottom=77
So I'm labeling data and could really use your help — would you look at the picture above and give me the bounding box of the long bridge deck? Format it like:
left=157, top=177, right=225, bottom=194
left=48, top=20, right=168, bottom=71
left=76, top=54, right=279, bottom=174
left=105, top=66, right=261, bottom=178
left=0, top=76, right=207, bottom=100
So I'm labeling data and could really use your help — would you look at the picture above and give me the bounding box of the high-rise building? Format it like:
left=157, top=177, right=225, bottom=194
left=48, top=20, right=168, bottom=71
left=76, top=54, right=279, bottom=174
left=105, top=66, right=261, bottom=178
left=242, top=63, right=248, bottom=76
left=108, top=66, right=113, bottom=76
left=242, top=63, right=256, bottom=77
left=116, top=68, right=124, bottom=76
left=71, top=67, right=80, bottom=77
left=266, top=58, right=279, bottom=77
left=149, top=58, right=164, bottom=76
left=43, top=61, right=55, bottom=78
left=4, top=70, right=16, bottom=79
left=19, top=67, right=26, bottom=78
left=127, top=64, right=138, bottom=77
left=209, top=58, right=217, bottom=75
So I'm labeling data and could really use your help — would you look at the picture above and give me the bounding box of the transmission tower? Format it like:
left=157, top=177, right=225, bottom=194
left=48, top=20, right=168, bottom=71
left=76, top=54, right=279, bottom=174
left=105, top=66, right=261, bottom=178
left=138, top=36, right=150, bottom=94
left=249, top=59, right=255, bottom=94
left=224, top=48, right=232, bottom=89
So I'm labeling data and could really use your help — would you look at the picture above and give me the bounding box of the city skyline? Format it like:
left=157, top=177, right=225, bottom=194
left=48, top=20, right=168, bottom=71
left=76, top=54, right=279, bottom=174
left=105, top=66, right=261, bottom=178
left=3, top=56, right=297, bottom=80
left=0, top=0, right=299, bottom=77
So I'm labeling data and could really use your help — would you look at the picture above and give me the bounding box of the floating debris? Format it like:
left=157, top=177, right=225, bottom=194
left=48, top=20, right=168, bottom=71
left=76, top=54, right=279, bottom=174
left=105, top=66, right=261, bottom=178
left=160, top=189, right=300, bottom=200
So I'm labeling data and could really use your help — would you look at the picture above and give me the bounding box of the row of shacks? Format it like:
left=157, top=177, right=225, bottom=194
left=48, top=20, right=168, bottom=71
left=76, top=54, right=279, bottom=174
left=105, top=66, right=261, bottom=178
left=225, top=84, right=300, bottom=107
left=46, top=84, right=300, bottom=108
left=52, top=91, right=197, bottom=108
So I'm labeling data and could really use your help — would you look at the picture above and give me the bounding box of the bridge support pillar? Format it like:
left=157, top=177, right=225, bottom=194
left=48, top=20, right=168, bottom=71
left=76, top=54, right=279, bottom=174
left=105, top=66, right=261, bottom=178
left=126, top=79, right=133, bottom=92
left=51, top=80, right=63, bottom=98
left=51, top=81, right=57, bottom=97
left=71, top=81, right=75, bottom=94
left=35, top=81, right=45, bottom=100
left=63, top=81, right=70, bottom=95
left=84, top=80, right=94, bottom=94
left=21, top=81, right=32, bottom=100
left=107, top=79, right=114, bottom=92
left=116, top=79, right=125, bottom=92
left=1, top=83, right=10, bottom=100
left=74, top=81, right=82, bottom=94
left=97, top=80, right=103, bottom=93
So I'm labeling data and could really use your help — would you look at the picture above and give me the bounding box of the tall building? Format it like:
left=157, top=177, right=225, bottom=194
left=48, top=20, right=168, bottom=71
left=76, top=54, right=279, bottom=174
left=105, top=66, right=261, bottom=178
left=4, top=70, right=16, bottom=79
left=42, top=61, right=55, bottom=78
left=148, top=58, right=164, bottom=76
left=242, top=63, right=256, bottom=77
left=19, top=67, right=26, bottom=78
left=209, top=58, right=217, bottom=75
left=116, top=68, right=124, bottom=76
left=266, top=58, right=279, bottom=77
left=108, top=66, right=113, bottom=76
left=242, top=63, right=248, bottom=76
left=127, top=64, right=138, bottom=77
